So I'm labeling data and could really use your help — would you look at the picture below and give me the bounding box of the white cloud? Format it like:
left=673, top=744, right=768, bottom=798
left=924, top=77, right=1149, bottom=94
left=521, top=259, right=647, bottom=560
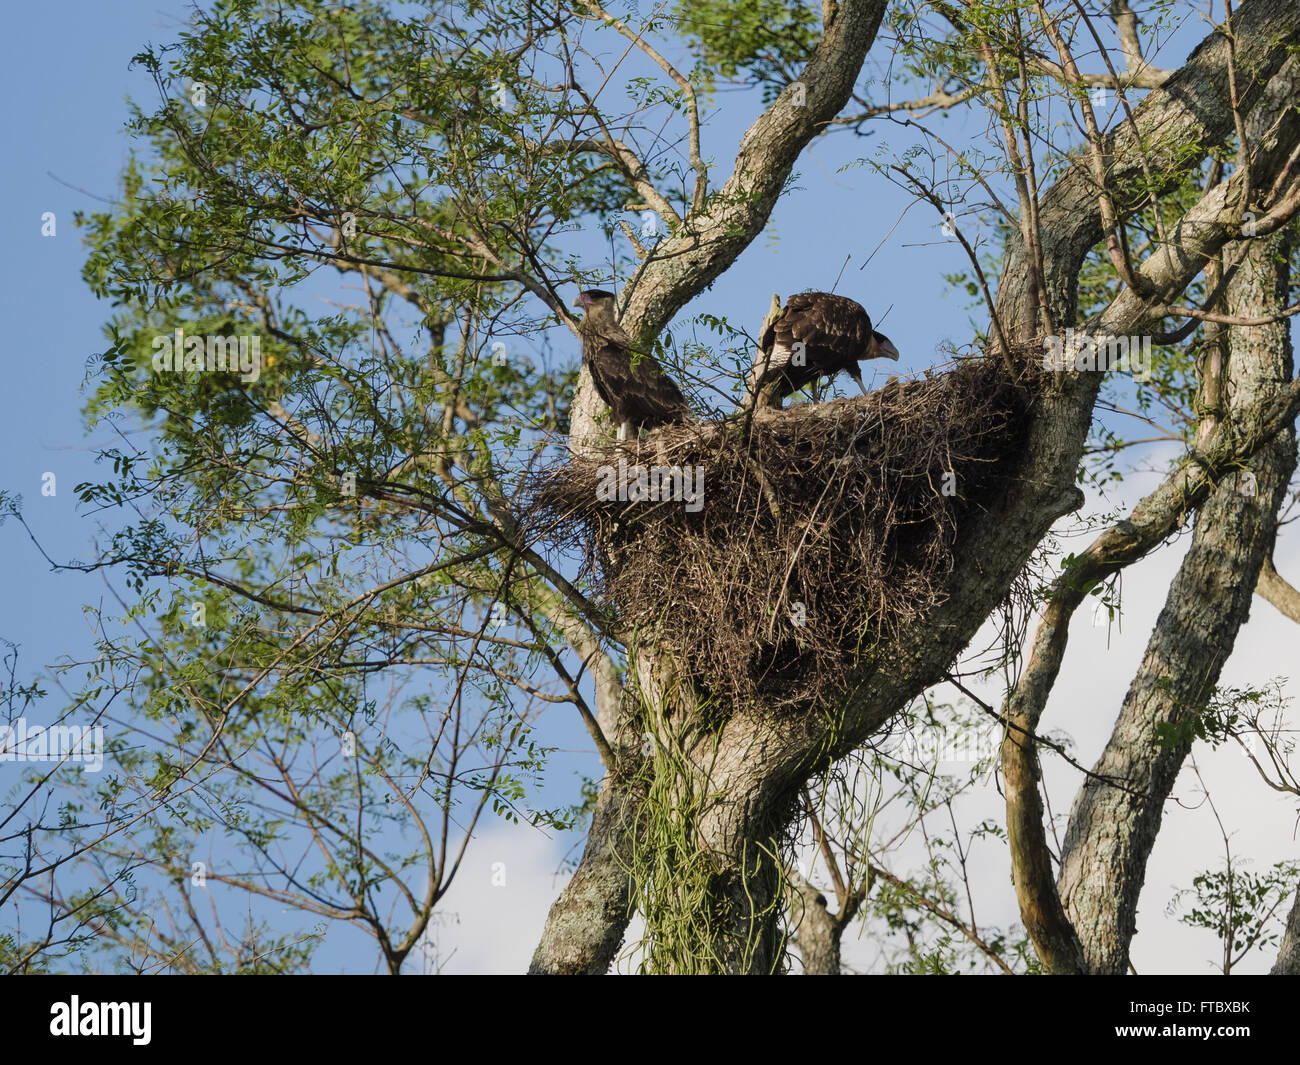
left=424, top=822, right=571, bottom=974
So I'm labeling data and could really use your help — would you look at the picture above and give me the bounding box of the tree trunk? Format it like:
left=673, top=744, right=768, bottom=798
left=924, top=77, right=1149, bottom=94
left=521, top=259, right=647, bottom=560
left=1272, top=885, right=1300, bottom=974
left=789, top=875, right=843, bottom=974
left=1057, top=129, right=1297, bottom=972
left=532, top=0, right=1300, bottom=974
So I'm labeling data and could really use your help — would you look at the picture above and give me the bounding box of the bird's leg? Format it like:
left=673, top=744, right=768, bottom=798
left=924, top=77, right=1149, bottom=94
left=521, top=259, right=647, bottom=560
left=851, top=371, right=870, bottom=398
left=617, top=421, right=630, bottom=443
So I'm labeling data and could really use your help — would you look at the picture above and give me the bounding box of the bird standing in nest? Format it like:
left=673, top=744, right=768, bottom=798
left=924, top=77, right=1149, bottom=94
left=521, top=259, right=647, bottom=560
left=750, top=291, right=899, bottom=409
left=574, top=289, right=691, bottom=441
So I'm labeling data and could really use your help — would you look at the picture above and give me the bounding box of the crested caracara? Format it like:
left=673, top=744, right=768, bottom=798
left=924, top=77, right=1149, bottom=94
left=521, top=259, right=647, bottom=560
left=574, top=289, right=691, bottom=440
left=751, top=291, right=899, bottom=409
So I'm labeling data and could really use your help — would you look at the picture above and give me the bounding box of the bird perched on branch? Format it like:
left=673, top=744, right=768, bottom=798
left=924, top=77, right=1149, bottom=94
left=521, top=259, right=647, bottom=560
left=574, top=289, right=691, bottom=440
left=750, top=291, right=899, bottom=409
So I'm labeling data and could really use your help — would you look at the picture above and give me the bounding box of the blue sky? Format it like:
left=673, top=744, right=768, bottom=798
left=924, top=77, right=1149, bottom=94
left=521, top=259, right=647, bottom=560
left=2, top=1, right=1295, bottom=974
left=0, top=0, right=985, bottom=682
left=2, top=3, right=198, bottom=680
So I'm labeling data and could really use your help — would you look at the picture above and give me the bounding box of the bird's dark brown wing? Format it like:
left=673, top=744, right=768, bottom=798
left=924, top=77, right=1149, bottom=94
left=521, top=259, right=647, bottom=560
left=776, top=292, right=872, bottom=367
left=582, top=316, right=636, bottom=351
left=580, top=318, right=632, bottom=410
left=581, top=321, right=688, bottom=429
left=755, top=292, right=873, bottom=400
left=622, top=349, right=689, bottom=427
left=581, top=336, right=621, bottom=411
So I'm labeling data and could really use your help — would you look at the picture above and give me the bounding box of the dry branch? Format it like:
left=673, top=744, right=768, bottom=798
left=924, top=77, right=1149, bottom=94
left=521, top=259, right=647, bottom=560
left=530, top=362, right=1030, bottom=713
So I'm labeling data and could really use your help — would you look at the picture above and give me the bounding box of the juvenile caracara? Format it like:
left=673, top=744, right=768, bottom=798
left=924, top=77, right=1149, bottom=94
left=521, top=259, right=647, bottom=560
left=750, top=291, right=899, bottom=409
left=574, top=289, right=690, bottom=440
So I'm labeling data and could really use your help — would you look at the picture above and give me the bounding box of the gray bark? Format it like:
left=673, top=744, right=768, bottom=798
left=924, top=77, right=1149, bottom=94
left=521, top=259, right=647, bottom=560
left=534, top=0, right=891, bottom=974
left=670, top=0, right=1300, bottom=973
left=789, top=875, right=842, bottom=975
left=1057, top=89, right=1297, bottom=972
left=1273, top=885, right=1300, bottom=974
left=527, top=761, right=643, bottom=974
left=1256, top=554, right=1300, bottom=624
left=568, top=0, right=891, bottom=457
left=534, top=0, right=1300, bottom=973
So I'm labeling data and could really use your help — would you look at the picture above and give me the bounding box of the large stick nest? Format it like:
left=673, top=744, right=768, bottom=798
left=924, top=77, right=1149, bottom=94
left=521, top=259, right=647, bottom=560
left=528, top=360, right=1031, bottom=713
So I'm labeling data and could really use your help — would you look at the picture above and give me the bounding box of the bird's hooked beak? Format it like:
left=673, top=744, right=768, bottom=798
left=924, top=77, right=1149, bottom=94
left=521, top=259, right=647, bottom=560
left=870, top=332, right=900, bottom=361
left=573, top=293, right=589, bottom=309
